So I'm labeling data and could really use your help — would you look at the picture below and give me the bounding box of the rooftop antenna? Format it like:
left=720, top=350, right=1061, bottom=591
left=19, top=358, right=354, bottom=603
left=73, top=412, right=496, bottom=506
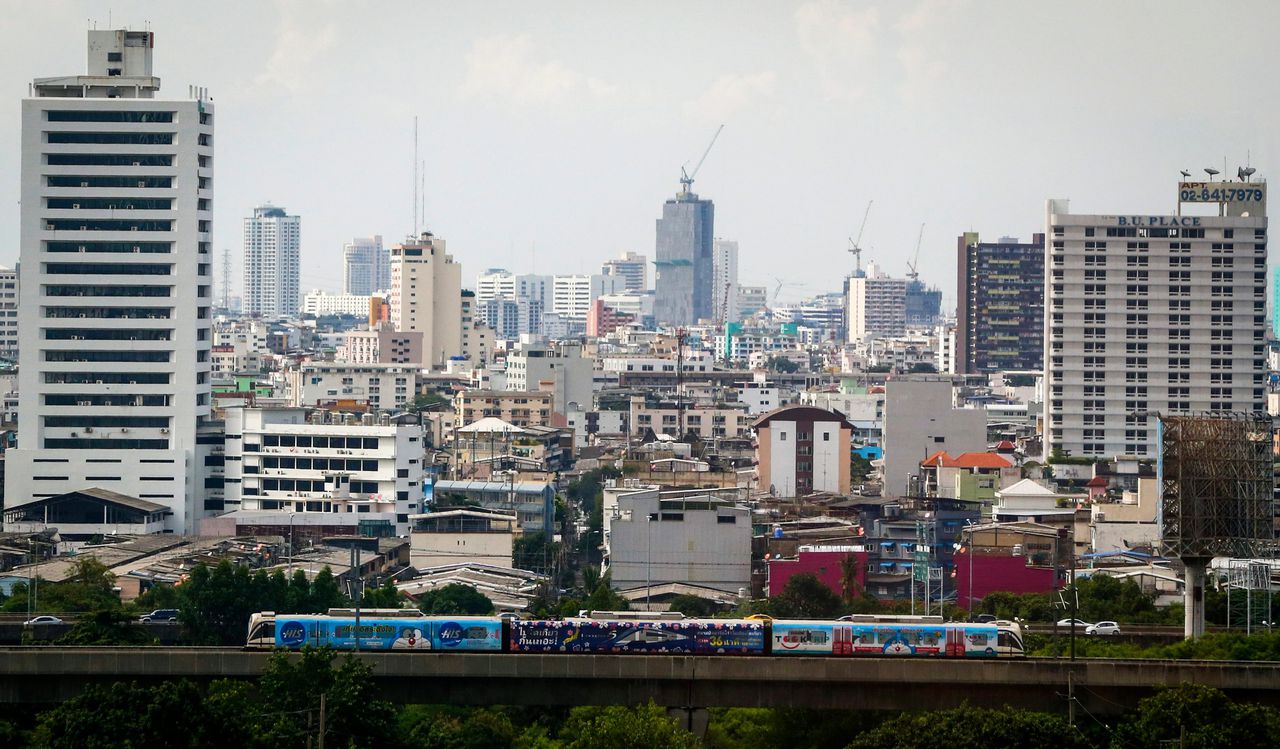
left=1179, top=169, right=1191, bottom=179
left=412, top=117, right=419, bottom=237
left=679, top=124, right=724, bottom=195
left=220, top=247, right=232, bottom=309
left=1204, top=167, right=1220, bottom=180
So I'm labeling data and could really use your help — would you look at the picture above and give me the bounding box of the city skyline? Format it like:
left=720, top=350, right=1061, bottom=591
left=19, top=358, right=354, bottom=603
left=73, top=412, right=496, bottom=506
left=0, top=2, right=1277, bottom=306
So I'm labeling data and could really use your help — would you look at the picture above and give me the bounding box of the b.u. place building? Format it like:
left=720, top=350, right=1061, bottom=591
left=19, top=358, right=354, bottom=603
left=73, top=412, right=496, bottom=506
left=1044, top=178, right=1267, bottom=459
left=5, top=30, right=214, bottom=533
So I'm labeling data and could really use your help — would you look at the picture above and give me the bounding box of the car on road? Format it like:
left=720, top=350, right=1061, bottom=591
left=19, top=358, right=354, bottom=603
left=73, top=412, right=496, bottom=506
left=23, top=615, right=63, bottom=626
left=139, top=609, right=180, bottom=623
left=1056, top=618, right=1091, bottom=629
left=1086, top=620, right=1121, bottom=636
left=972, top=614, right=997, bottom=624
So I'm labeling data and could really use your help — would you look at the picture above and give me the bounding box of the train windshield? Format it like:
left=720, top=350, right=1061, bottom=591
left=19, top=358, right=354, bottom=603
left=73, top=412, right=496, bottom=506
left=998, top=630, right=1023, bottom=652
left=248, top=621, right=275, bottom=641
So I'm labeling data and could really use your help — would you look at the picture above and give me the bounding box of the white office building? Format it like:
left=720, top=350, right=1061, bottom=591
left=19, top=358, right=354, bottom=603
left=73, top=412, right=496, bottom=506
left=343, top=235, right=386, bottom=296
left=1045, top=184, right=1268, bottom=459
left=552, top=274, right=622, bottom=320
left=6, top=29, right=214, bottom=533
left=223, top=407, right=426, bottom=536
left=301, top=289, right=372, bottom=318
left=243, top=204, right=300, bottom=318
left=712, top=239, right=739, bottom=323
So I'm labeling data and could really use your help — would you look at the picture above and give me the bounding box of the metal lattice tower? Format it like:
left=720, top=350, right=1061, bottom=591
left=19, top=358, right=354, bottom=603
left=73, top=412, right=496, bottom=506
left=220, top=247, right=232, bottom=310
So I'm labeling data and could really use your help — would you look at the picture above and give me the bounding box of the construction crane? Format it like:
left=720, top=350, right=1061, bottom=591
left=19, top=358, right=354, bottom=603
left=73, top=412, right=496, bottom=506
left=721, top=281, right=734, bottom=325
left=907, top=223, right=925, bottom=281
left=771, top=277, right=804, bottom=307
left=847, top=200, right=873, bottom=277
left=680, top=124, right=724, bottom=194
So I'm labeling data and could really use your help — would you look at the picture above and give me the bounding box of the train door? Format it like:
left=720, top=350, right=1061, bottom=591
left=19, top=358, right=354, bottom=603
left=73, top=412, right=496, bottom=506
left=833, top=625, right=853, bottom=655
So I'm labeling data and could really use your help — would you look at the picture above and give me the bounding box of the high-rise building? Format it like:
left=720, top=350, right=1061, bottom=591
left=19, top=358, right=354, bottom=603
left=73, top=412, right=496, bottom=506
left=476, top=297, right=521, bottom=340
left=956, top=232, right=1045, bottom=374
left=737, top=285, right=768, bottom=318
left=654, top=183, right=714, bottom=325
left=712, top=239, right=739, bottom=323
left=904, top=280, right=942, bottom=327
left=601, top=251, right=647, bottom=292
left=845, top=262, right=907, bottom=342
left=475, top=268, right=516, bottom=302
left=552, top=274, right=622, bottom=319
left=243, top=204, right=300, bottom=318
left=389, top=231, right=462, bottom=367
left=1271, top=265, right=1280, bottom=340
left=1044, top=183, right=1268, bottom=459
left=0, top=266, right=18, bottom=361
left=6, top=29, right=213, bottom=533
left=343, top=235, right=386, bottom=296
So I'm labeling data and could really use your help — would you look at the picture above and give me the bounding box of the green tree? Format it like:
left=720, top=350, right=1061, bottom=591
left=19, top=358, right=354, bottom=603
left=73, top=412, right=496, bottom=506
left=362, top=578, right=406, bottom=609
left=908, top=362, right=937, bottom=373
left=1110, top=683, right=1280, bottom=748
left=401, top=705, right=518, bottom=749
left=845, top=705, right=1085, bottom=749
left=58, top=608, right=153, bottom=646
left=310, top=567, right=346, bottom=612
left=766, top=357, right=800, bottom=374
left=849, top=455, right=872, bottom=483
left=418, top=584, right=495, bottom=615
left=30, top=679, right=253, bottom=749
left=768, top=573, right=842, bottom=619
left=514, top=532, right=559, bottom=575
left=560, top=702, right=699, bottom=749
left=251, top=649, right=400, bottom=749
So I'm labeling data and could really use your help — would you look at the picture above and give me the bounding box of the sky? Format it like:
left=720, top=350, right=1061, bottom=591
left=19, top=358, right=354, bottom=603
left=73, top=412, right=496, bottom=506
left=2, top=0, right=1278, bottom=308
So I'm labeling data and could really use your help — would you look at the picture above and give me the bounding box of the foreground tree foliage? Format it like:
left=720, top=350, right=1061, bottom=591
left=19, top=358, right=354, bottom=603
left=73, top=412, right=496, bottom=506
left=844, top=705, right=1086, bottom=749
left=560, top=703, right=700, bottom=749
left=1111, top=683, right=1280, bottom=748
left=28, top=650, right=396, bottom=749
left=1030, top=630, right=1280, bottom=661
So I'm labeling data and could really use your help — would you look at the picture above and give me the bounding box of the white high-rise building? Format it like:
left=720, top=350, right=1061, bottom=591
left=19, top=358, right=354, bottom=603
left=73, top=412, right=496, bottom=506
left=475, top=268, right=516, bottom=302
left=389, top=232, right=462, bottom=367
left=243, top=204, right=300, bottom=318
left=1044, top=185, right=1268, bottom=459
left=343, top=235, right=386, bottom=296
left=553, top=274, right=622, bottom=319
left=6, top=29, right=214, bottom=534
left=712, top=238, right=739, bottom=323
left=846, top=261, right=907, bottom=342
left=601, top=251, right=647, bottom=292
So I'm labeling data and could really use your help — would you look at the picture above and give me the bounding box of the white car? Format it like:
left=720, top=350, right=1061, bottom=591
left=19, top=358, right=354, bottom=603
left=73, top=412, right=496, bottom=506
left=1056, top=618, right=1091, bottom=629
left=23, top=615, right=63, bottom=626
left=1086, top=620, right=1121, bottom=636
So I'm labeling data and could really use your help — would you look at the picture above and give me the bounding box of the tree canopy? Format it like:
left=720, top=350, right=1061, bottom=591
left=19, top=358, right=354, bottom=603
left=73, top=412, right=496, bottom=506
left=417, top=584, right=494, bottom=616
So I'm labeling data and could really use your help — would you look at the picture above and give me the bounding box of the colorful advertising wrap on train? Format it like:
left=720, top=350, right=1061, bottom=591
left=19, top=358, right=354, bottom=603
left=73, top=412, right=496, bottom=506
left=510, top=619, right=764, bottom=654
left=274, top=616, right=502, bottom=651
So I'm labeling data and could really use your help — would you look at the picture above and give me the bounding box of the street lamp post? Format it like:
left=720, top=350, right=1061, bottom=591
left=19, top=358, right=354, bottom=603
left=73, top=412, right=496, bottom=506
left=288, top=513, right=296, bottom=573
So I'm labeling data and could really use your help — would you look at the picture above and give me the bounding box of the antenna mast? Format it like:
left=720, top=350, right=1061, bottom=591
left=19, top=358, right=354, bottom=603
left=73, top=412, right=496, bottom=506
left=220, top=247, right=231, bottom=310
left=413, top=117, right=419, bottom=237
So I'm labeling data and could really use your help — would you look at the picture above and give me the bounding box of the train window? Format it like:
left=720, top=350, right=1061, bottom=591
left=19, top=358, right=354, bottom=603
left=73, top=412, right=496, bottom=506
left=998, top=631, right=1020, bottom=650
left=248, top=622, right=274, bottom=641
left=921, top=631, right=940, bottom=646
left=968, top=632, right=989, bottom=647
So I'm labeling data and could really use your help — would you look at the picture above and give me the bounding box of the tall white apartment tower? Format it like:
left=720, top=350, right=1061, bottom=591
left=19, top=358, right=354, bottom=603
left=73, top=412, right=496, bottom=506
left=243, top=204, right=299, bottom=318
left=1044, top=181, right=1268, bottom=459
left=389, top=232, right=462, bottom=367
left=343, top=235, right=386, bottom=296
left=712, top=238, right=739, bottom=323
left=846, top=261, right=907, bottom=342
left=7, top=29, right=214, bottom=533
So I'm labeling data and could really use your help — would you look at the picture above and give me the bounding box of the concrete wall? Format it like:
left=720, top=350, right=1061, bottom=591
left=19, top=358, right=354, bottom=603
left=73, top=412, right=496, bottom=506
left=883, top=379, right=986, bottom=497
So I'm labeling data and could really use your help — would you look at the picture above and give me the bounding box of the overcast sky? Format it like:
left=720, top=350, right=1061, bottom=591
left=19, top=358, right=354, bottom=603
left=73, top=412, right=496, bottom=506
left=2, top=0, right=1278, bottom=308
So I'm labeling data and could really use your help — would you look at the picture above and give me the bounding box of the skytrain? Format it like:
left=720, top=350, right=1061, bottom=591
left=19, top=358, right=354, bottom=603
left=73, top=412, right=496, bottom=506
left=246, top=609, right=1026, bottom=658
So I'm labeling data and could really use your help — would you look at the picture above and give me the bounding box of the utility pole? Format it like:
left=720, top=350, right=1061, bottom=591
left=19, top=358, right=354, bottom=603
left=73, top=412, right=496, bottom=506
left=318, top=692, right=326, bottom=749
